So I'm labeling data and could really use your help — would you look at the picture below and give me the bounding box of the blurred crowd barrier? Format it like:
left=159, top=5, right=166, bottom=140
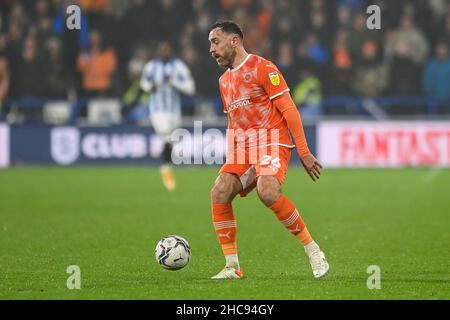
left=1, top=96, right=449, bottom=126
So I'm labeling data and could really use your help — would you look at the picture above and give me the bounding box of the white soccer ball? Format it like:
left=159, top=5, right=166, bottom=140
left=155, top=235, right=191, bottom=270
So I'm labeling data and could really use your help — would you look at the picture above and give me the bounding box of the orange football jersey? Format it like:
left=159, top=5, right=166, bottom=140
left=219, top=54, right=294, bottom=150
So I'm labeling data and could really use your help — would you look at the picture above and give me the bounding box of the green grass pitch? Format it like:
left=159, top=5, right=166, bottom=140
left=0, top=166, right=449, bottom=299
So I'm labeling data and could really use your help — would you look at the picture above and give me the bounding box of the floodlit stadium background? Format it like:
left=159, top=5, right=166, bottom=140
left=0, top=0, right=449, bottom=167
left=1, top=0, right=450, bottom=301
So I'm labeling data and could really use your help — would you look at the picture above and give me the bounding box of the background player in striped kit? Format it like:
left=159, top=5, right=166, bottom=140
left=140, top=41, right=195, bottom=191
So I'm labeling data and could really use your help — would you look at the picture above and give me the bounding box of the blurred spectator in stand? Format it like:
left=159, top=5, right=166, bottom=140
left=52, top=0, right=90, bottom=95
left=5, top=3, right=28, bottom=70
left=156, top=0, right=185, bottom=46
left=33, top=0, right=52, bottom=29
left=219, top=0, right=256, bottom=17
left=388, top=40, right=424, bottom=114
left=388, top=40, right=423, bottom=96
left=271, top=18, right=297, bottom=47
left=371, top=0, right=399, bottom=30
left=256, top=0, right=274, bottom=40
left=4, top=25, right=23, bottom=102
left=179, top=45, right=199, bottom=116
left=35, top=14, right=54, bottom=55
left=33, top=0, right=53, bottom=48
left=234, top=9, right=263, bottom=54
left=79, top=0, right=110, bottom=11
left=7, top=2, right=28, bottom=32
left=80, top=0, right=110, bottom=29
left=308, top=7, right=331, bottom=45
left=14, top=37, right=45, bottom=97
left=77, top=30, right=117, bottom=97
left=335, top=5, right=352, bottom=31
left=429, top=0, right=450, bottom=24
left=246, top=22, right=265, bottom=55
left=275, top=41, right=296, bottom=88
left=42, top=37, right=68, bottom=98
left=121, top=45, right=150, bottom=122
left=34, top=0, right=52, bottom=17
left=295, top=40, right=322, bottom=81
left=181, top=45, right=207, bottom=98
left=348, top=10, right=381, bottom=60
left=336, top=0, right=365, bottom=12
left=385, top=15, right=429, bottom=65
left=423, top=42, right=450, bottom=103
left=231, top=7, right=250, bottom=32
left=307, top=0, right=330, bottom=16
left=400, top=1, right=433, bottom=44
left=241, top=4, right=268, bottom=55
left=292, top=69, right=323, bottom=119
left=328, top=29, right=353, bottom=95
left=304, top=33, right=329, bottom=68
left=191, top=6, right=214, bottom=53
left=270, top=0, right=301, bottom=50
left=179, top=22, right=196, bottom=49
left=87, top=0, right=119, bottom=49
left=443, top=14, right=450, bottom=47
left=10, top=36, right=45, bottom=122
left=121, top=0, right=155, bottom=49
left=351, top=40, right=389, bottom=98
left=90, top=2, right=125, bottom=91
left=181, top=35, right=221, bottom=105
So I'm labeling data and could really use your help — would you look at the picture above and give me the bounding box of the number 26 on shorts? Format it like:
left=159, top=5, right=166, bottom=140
left=260, top=155, right=281, bottom=172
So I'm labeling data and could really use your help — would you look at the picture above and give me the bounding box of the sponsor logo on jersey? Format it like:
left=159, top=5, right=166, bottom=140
left=269, top=71, right=280, bottom=86
left=226, top=96, right=251, bottom=113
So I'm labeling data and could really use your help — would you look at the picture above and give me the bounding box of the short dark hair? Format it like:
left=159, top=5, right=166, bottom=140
left=210, top=21, right=244, bottom=40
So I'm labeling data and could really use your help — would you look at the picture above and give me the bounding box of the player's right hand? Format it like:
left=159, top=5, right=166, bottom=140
left=300, top=154, right=323, bottom=182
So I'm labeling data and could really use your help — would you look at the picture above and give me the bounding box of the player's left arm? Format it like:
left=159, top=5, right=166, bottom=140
left=259, top=62, right=322, bottom=181
left=272, top=93, right=322, bottom=181
left=169, top=60, right=196, bottom=96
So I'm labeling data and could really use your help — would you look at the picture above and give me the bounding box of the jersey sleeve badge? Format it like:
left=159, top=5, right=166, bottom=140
left=269, top=71, right=280, bottom=86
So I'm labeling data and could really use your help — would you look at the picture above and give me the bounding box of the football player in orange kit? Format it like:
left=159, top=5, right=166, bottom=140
left=208, top=21, right=329, bottom=280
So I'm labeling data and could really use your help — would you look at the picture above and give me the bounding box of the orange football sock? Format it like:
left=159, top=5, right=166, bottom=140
left=296, top=224, right=313, bottom=246
left=221, top=242, right=238, bottom=256
left=212, top=203, right=237, bottom=248
left=269, top=195, right=313, bottom=246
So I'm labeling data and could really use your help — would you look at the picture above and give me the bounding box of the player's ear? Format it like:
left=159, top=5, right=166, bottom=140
left=231, top=35, right=239, bottom=48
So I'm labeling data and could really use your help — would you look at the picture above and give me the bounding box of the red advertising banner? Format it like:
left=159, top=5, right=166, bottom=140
left=317, top=122, right=450, bottom=167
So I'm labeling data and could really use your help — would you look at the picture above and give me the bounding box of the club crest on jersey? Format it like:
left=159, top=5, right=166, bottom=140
left=269, top=71, right=280, bottom=86
left=244, top=73, right=251, bottom=83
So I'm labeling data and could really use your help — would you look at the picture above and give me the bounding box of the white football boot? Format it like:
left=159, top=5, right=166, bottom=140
left=308, top=249, right=329, bottom=279
left=160, top=165, right=176, bottom=191
left=211, top=266, right=243, bottom=280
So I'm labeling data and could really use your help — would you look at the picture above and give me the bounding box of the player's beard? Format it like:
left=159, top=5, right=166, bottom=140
left=215, top=49, right=236, bottom=69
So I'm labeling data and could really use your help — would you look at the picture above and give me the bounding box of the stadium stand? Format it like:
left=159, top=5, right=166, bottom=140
left=0, top=0, right=449, bottom=124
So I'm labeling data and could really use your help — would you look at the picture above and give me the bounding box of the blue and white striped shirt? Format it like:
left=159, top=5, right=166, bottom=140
left=140, top=58, right=195, bottom=116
